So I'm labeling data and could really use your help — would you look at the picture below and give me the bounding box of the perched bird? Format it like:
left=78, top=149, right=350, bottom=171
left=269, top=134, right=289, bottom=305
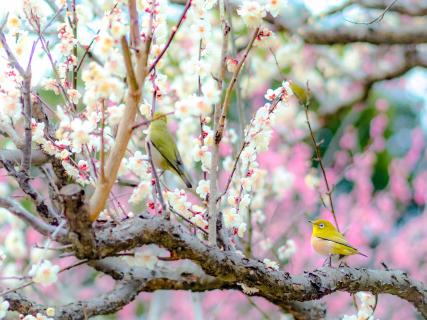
left=289, top=81, right=309, bottom=105
left=309, top=219, right=367, bottom=264
left=147, top=112, right=193, bottom=188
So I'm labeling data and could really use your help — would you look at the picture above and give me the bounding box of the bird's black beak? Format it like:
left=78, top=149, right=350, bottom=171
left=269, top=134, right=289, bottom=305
left=308, top=220, right=314, bottom=224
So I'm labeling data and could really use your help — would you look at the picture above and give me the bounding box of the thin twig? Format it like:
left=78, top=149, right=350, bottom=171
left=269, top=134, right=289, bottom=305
left=226, top=2, right=245, bottom=137
left=169, top=206, right=208, bottom=235
left=247, top=297, right=271, bottom=320
left=208, top=0, right=230, bottom=246
left=345, top=0, right=399, bottom=24
left=303, top=83, right=339, bottom=231
left=215, top=27, right=259, bottom=144
left=217, top=141, right=248, bottom=202
left=100, top=99, right=106, bottom=182
left=71, top=0, right=78, bottom=110
left=147, top=0, right=192, bottom=73
left=146, top=142, right=168, bottom=218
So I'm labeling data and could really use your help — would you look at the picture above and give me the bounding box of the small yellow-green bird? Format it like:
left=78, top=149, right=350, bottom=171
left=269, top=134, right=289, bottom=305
left=289, top=81, right=309, bottom=105
left=309, top=219, right=367, bottom=261
left=147, top=112, right=193, bottom=188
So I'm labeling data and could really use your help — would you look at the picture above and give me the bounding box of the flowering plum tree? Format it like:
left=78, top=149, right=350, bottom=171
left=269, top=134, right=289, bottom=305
left=0, top=0, right=426, bottom=319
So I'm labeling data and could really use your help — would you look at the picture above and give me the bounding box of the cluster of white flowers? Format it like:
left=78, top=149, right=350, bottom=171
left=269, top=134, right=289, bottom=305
left=0, top=298, right=9, bottom=319
left=238, top=282, right=260, bottom=295
left=23, top=0, right=47, bottom=26
left=165, top=189, right=209, bottom=230
left=126, top=245, right=159, bottom=270
left=0, top=67, right=23, bottom=125
left=19, top=314, right=53, bottom=320
left=237, top=1, right=267, bottom=27
left=277, top=239, right=297, bottom=261
left=28, top=260, right=60, bottom=286
left=129, top=180, right=153, bottom=205
left=263, top=258, right=279, bottom=270
left=342, top=292, right=378, bottom=320
left=236, top=0, right=287, bottom=26
left=272, top=167, right=295, bottom=198
left=57, top=22, right=77, bottom=57
left=219, top=82, right=293, bottom=240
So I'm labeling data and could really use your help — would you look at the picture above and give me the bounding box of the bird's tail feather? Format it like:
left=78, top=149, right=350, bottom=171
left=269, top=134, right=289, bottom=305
left=358, top=251, right=368, bottom=257
left=180, top=172, right=193, bottom=188
left=176, top=165, right=193, bottom=188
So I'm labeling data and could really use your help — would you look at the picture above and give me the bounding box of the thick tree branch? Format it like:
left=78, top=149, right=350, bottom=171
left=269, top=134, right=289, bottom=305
left=60, top=184, right=95, bottom=258
left=298, top=25, right=427, bottom=45
left=321, top=48, right=427, bottom=114
left=0, top=149, right=48, bottom=167
left=6, top=280, right=140, bottom=320
left=93, top=217, right=427, bottom=318
left=208, top=0, right=230, bottom=246
left=91, top=257, right=323, bottom=319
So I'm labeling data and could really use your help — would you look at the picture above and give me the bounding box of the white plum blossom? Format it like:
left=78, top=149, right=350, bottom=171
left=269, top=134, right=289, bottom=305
left=265, top=80, right=294, bottom=102
left=191, top=20, right=212, bottom=40
left=264, top=0, right=287, bottom=17
left=239, top=282, right=259, bottom=295
left=237, top=222, right=247, bottom=237
left=191, top=214, right=208, bottom=229
left=193, top=96, right=212, bottom=116
left=127, top=151, right=151, bottom=179
left=272, top=167, right=295, bottom=197
left=305, top=171, right=320, bottom=189
left=46, top=308, right=55, bottom=317
left=5, top=229, right=27, bottom=259
left=237, top=1, right=266, bottom=27
left=107, top=104, right=125, bottom=127
left=342, top=292, right=378, bottom=320
left=129, top=180, right=152, bottom=204
left=202, top=79, right=221, bottom=104
left=0, top=250, right=5, bottom=266
left=277, top=239, right=297, bottom=261
left=29, top=260, right=60, bottom=286
left=128, top=246, right=159, bottom=270
left=0, top=298, right=9, bottom=319
left=175, top=97, right=195, bottom=119
left=253, top=210, right=266, bottom=224
left=69, top=118, right=95, bottom=152
left=260, top=238, right=273, bottom=251
left=67, top=89, right=81, bottom=104
left=196, top=180, right=210, bottom=198
left=223, top=156, right=234, bottom=172
left=193, top=145, right=212, bottom=171
left=139, top=101, right=152, bottom=117
left=165, top=189, right=192, bottom=218
left=223, top=207, right=242, bottom=228
left=226, top=57, right=239, bottom=73
left=263, top=258, right=279, bottom=270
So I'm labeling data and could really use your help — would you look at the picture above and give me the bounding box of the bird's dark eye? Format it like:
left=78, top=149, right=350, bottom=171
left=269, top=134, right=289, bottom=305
left=319, top=223, right=324, bottom=229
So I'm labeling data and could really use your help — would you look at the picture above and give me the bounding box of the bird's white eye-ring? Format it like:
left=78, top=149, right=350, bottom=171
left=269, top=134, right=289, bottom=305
left=319, top=223, right=325, bottom=229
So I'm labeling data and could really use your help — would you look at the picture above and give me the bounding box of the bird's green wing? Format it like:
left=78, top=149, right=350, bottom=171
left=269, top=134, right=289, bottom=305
left=150, top=127, right=183, bottom=174
left=316, top=233, right=358, bottom=252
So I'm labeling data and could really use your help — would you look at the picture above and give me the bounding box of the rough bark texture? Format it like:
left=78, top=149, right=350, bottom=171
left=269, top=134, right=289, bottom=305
left=93, top=217, right=427, bottom=318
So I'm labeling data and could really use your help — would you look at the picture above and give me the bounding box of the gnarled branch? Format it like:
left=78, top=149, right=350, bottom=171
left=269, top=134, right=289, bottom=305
left=93, top=216, right=427, bottom=318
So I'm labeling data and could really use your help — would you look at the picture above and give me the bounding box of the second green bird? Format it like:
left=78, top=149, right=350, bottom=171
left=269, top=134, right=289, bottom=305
left=147, top=112, right=193, bottom=188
